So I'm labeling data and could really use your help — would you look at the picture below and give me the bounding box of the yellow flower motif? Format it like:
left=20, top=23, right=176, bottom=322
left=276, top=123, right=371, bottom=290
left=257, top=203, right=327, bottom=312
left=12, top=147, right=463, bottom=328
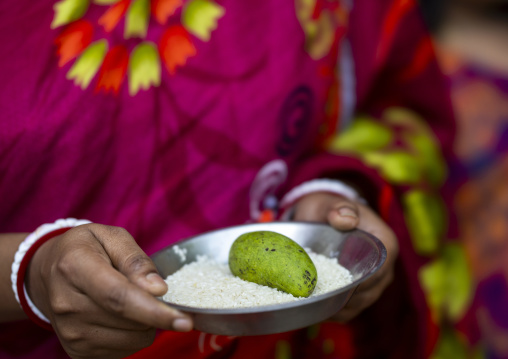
left=51, top=0, right=90, bottom=29
left=125, top=0, right=150, bottom=39
left=328, top=117, right=393, bottom=154
left=419, top=243, right=473, bottom=323
left=52, top=0, right=225, bottom=94
left=364, top=151, right=423, bottom=184
left=330, top=108, right=447, bottom=187
left=429, top=328, right=482, bottom=359
left=403, top=189, right=446, bottom=255
left=128, top=42, right=161, bottom=96
left=295, top=0, right=349, bottom=59
left=295, top=0, right=319, bottom=40
left=327, top=108, right=450, bottom=259
left=385, top=107, right=447, bottom=186
left=67, top=39, right=108, bottom=89
left=182, top=0, right=225, bottom=41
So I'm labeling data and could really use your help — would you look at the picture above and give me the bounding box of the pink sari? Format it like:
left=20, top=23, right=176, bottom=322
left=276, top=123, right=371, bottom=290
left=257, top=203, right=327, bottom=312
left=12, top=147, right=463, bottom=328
left=0, top=0, right=457, bottom=357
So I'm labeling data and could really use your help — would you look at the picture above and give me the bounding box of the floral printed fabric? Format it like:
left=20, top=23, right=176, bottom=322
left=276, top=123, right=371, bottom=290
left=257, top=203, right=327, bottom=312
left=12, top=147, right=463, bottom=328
left=0, top=0, right=457, bottom=358
left=437, top=46, right=508, bottom=359
left=52, top=0, right=224, bottom=95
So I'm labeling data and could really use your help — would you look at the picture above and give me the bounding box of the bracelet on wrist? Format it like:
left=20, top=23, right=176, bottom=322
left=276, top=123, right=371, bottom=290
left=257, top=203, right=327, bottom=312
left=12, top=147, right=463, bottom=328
left=279, top=178, right=366, bottom=220
left=10, top=218, right=91, bottom=330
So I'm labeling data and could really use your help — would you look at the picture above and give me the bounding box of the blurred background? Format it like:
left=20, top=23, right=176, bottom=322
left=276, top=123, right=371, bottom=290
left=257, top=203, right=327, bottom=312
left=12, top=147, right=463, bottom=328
left=420, top=1, right=508, bottom=358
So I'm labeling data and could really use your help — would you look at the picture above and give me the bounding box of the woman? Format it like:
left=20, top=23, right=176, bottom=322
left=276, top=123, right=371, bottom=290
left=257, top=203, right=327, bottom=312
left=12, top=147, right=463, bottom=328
left=0, top=0, right=454, bottom=358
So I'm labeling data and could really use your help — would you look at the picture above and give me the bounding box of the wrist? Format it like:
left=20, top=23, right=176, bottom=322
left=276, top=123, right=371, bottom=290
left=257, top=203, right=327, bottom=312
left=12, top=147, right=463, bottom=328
left=279, top=178, right=367, bottom=220
left=10, top=218, right=91, bottom=330
left=25, top=234, right=61, bottom=325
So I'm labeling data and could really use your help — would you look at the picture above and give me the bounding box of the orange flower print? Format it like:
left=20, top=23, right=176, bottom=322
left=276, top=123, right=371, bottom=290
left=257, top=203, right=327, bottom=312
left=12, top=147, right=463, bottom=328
left=66, top=39, right=108, bottom=89
left=96, top=45, right=129, bottom=93
left=159, top=25, right=197, bottom=75
left=151, top=0, right=182, bottom=24
left=54, top=19, right=93, bottom=67
left=98, top=0, right=130, bottom=33
left=51, top=0, right=225, bottom=96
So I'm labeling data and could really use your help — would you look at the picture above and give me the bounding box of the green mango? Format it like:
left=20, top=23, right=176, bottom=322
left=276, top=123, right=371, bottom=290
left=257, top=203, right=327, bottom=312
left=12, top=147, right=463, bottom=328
left=228, top=231, right=317, bottom=297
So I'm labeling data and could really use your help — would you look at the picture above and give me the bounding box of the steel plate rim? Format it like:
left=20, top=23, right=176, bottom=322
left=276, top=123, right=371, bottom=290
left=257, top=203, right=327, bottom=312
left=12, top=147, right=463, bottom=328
left=153, top=222, right=387, bottom=316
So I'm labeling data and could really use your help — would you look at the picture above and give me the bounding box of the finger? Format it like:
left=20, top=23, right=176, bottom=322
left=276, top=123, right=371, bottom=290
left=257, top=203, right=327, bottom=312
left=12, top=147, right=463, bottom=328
left=87, top=225, right=168, bottom=297
left=61, top=226, right=193, bottom=331
left=72, top=251, right=192, bottom=331
left=330, top=306, right=360, bottom=323
left=327, top=202, right=359, bottom=231
left=60, top=325, right=156, bottom=359
left=292, top=193, right=333, bottom=222
left=353, top=265, right=394, bottom=294
left=293, top=192, right=359, bottom=228
left=72, top=349, right=138, bottom=359
left=332, top=268, right=394, bottom=323
left=48, top=282, right=155, bottom=332
left=331, top=287, right=383, bottom=323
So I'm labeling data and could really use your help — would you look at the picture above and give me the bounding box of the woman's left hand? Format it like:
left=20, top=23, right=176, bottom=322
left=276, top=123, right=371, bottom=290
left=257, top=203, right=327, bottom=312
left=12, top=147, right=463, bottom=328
left=291, top=192, right=399, bottom=322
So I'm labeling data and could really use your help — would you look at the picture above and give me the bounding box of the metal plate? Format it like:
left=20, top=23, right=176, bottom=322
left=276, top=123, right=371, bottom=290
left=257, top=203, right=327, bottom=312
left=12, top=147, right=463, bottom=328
left=151, top=222, right=386, bottom=336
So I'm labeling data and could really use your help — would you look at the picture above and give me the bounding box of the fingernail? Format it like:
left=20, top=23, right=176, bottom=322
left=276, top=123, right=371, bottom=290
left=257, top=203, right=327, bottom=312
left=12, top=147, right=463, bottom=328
left=145, top=273, right=167, bottom=291
left=338, top=207, right=357, bottom=218
left=146, top=272, right=164, bottom=284
left=173, top=318, right=193, bottom=332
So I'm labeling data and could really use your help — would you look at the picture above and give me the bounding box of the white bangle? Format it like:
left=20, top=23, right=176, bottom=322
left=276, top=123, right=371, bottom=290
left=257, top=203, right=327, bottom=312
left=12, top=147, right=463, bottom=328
left=11, top=218, right=91, bottom=324
left=279, top=179, right=366, bottom=219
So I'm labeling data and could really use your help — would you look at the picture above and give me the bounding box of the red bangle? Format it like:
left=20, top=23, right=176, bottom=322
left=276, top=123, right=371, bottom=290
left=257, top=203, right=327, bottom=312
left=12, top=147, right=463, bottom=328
left=16, top=227, right=72, bottom=331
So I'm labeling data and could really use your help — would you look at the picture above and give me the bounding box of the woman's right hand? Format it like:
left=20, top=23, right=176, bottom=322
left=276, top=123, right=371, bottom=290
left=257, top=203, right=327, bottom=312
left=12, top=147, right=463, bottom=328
left=26, top=223, right=193, bottom=359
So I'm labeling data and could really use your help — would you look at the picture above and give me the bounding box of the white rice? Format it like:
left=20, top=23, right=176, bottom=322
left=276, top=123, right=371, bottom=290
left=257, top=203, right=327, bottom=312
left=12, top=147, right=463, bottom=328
left=162, top=250, right=353, bottom=309
left=172, top=245, right=187, bottom=262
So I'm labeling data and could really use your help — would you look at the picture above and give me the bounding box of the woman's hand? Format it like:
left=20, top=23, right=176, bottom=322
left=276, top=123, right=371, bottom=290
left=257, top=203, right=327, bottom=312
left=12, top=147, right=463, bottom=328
left=292, top=192, right=399, bottom=322
left=26, top=223, right=193, bottom=359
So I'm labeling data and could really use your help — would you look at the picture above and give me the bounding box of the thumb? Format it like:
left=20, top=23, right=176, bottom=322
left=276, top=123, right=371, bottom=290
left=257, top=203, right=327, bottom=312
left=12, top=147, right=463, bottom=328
left=90, top=225, right=168, bottom=296
left=327, top=202, right=360, bottom=231
left=293, top=192, right=360, bottom=230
